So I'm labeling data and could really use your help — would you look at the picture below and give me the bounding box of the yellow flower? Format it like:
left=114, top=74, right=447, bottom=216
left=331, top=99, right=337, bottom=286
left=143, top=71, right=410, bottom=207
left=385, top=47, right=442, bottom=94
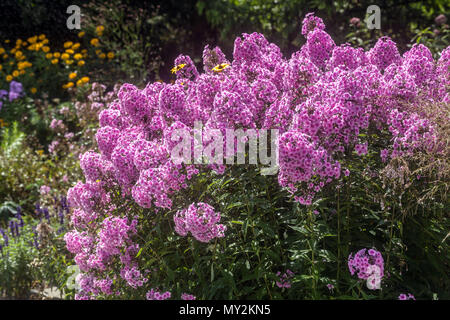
left=81, top=49, right=87, bottom=53
left=65, top=49, right=74, bottom=55
left=38, top=34, right=46, bottom=40
left=4, top=39, right=10, bottom=43
left=0, top=48, right=5, bottom=55
left=77, top=60, right=85, bottom=66
left=90, top=38, right=100, bottom=47
left=71, top=43, right=80, bottom=50
left=19, top=70, right=25, bottom=75
left=0, top=119, right=4, bottom=128
left=51, top=58, right=59, bottom=64
left=27, top=36, right=37, bottom=44
left=95, top=49, right=101, bottom=55
left=61, top=53, right=70, bottom=60
left=212, top=63, right=230, bottom=72
left=12, top=70, right=19, bottom=77
left=64, top=41, right=73, bottom=48
left=6, top=75, right=13, bottom=82
left=53, top=52, right=61, bottom=58
left=65, top=59, right=74, bottom=65
left=107, top=52, right=114, bottom=59
left=3, top=54, right=8, bottom=59
left=11, top=48, right=17, bottom=54
left=31, top=87, right=37, bottom=94
left=42, top=46, right=50, bottom=53
left=78, top=31, right=85, bottom=38
left=42, top=39, right=49, bottom=45
left=171, top=63, right=186, bottom=74
left=81, top=76, right=89, bottom=83
left=0, top=65, right=2, bottom=71
left=76, top=79, right=84, bottom=87
left=74, top=53, right=83, bottom=60
left=37, top=149, right=44, bottom=155
left=45, top=53, right=53, bottom=59
left=27, top=44, right=36, bottom=51
left=63, top=82, right=74, bottom=89
left=99, top=53, right=106, bottom=59
left=68, top=72, right=77, bottom=79
left=96, top=25, right=105, bottom=35
left=14, top=51, right=23, bottom=59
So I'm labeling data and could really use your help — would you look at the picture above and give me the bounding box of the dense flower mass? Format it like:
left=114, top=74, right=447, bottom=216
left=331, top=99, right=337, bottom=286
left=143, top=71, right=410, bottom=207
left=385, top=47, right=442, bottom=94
left=146, top=289, right=171, bottom=300
left=66, top=13, right=449, bottom=299
left=348, top=248, right=384, bottom=290
left=174, top=202, right=226, bottom=243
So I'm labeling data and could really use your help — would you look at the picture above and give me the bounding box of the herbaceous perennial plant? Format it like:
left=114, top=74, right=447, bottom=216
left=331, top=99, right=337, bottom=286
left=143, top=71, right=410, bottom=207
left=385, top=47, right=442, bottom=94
left=65, top=13, right=449, bottom=299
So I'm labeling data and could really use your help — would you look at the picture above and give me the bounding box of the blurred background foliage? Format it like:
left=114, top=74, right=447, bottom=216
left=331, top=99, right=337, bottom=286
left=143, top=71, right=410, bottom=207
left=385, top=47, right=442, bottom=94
left=1, top=0, right=448, bottom=82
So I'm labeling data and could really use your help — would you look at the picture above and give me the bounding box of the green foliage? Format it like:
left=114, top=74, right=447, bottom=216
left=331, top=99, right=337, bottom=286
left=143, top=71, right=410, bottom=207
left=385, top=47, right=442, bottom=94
left=97, top=146, right=449, bottom=300
left=82, top=0, right=197, bottom=84
left=0, top=122, right=44, bottom=209
left=0, top=98, right=52, bottom=147
left=0, top=213, right=73, bottom=299
left=198, top=0, right=450, bottom=54
left=0, top=221, right=39, bottom=298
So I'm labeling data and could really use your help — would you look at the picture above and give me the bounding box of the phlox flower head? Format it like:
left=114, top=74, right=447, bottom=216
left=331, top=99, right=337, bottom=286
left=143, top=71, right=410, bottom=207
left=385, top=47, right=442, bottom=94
left=276, top=269, right=295, bottom=288
left=146, top=289, right=171, bottom=300
left=174, top=202, right=226, bottom=243
left=348, top=248, right=384, bottom=290
left=301, top=12, right=326, bottom=36
left=181, top=293, right=196, bottom=300
left=398, top=293, right=415, bottom=300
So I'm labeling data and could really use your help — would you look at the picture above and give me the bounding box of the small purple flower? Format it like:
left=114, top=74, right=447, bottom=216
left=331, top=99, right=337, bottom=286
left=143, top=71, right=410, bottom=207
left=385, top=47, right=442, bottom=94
left=398, top=293, right=408, bottom=300
left=16, top=206, right=24, bottom=228
left=0, top=89, right=7, bottom=99
left=435, top=14, right=447, bottom=26
left=43, top=208, right=50, bottom=222
left=0, top=228, right=8, bottom=246
left=8, top=81, right=23, bottom=101
left=181, top=293, right=196, bottom=300
left=350, top=17, right=361, bottom=27
left=399, top=293, right=415, bottom=300
left=276, top=270, right=295, bottom=288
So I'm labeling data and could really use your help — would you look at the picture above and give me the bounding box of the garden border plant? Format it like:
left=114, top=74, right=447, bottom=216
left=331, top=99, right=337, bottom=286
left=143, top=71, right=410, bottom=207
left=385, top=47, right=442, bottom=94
left=57, top=12, right=450, bottom=300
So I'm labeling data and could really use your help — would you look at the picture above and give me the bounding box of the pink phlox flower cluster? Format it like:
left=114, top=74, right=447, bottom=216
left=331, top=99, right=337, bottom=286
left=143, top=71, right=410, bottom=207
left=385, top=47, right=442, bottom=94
left=276, top=269, right=295, bottom=288
left=66, top=13, right=448, bottom=297
left=174, top=202, right=226, bottom=243
left=174, top=54, right=199, bottom=80
left=301, top=12, right=326, bottom=36
left=203, top=45, right=229, bottom=73
left=181, top=293, right=196, bottom=300
left=348, top=248, right=384, bottom=290
left=398, top=293, right=416, bottom=300
left=146, top=289, right=171, bottom=300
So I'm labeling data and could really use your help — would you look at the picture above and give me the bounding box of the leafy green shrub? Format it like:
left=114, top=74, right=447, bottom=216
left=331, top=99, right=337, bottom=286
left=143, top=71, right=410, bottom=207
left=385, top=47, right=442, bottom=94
left=0, top=122, right=45, bottom=210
